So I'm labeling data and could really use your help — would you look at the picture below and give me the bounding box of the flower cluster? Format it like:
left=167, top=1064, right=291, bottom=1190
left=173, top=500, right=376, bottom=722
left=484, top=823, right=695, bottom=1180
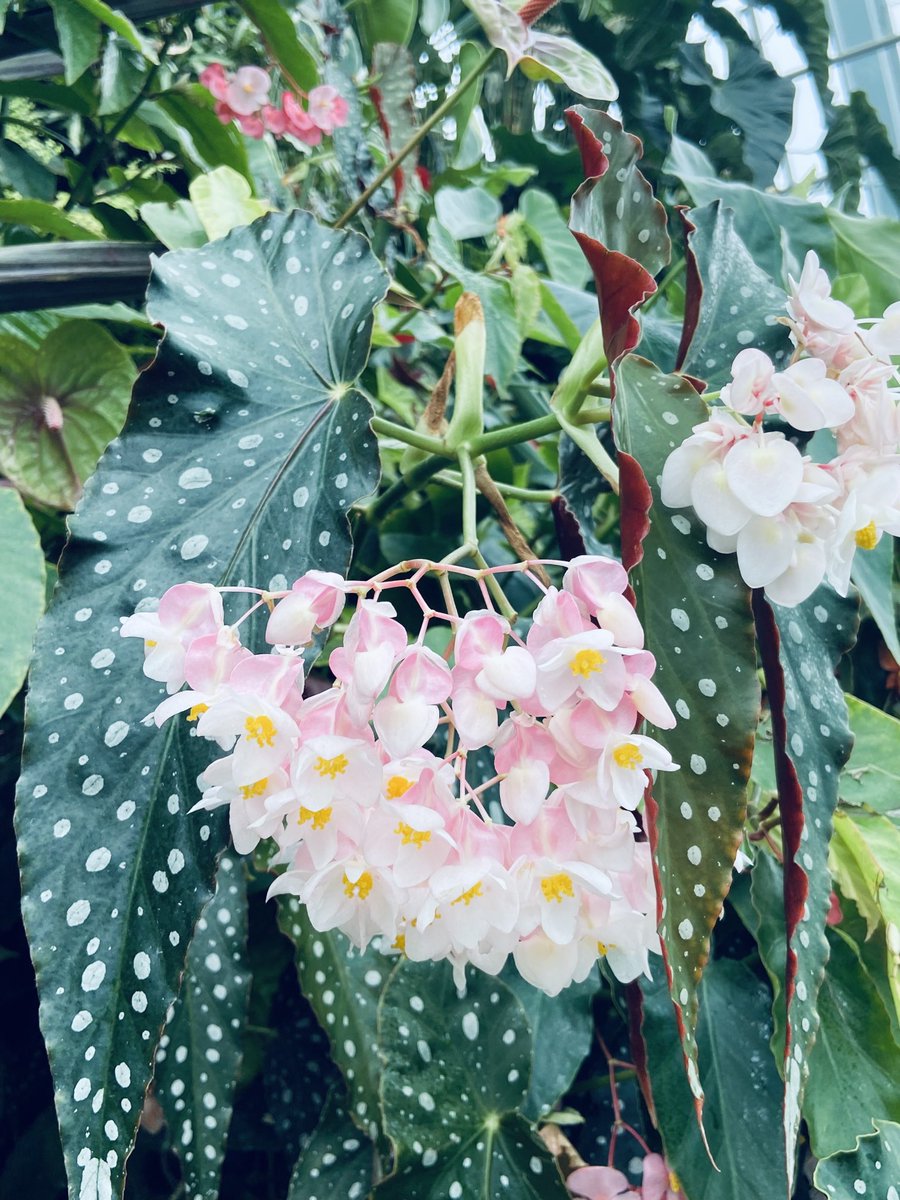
left=199, top=63, right=348, bottom=143
left=121, top=557, right=677, bottom=996
left=567, top=1154, right=680, bottom=1200
left=662, top=251, right=900, bottom=605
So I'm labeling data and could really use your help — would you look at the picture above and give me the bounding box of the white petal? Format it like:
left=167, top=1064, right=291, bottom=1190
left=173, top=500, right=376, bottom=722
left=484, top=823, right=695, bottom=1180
left=736, top=516, right=797, bottom=587
left=724, top=437, right=804, bottom=516
left=690, top=460, right=753, bottom=535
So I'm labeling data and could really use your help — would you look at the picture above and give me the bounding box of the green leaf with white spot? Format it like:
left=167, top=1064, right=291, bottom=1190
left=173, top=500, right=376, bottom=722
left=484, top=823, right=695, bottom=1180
left=287, top=1089, right=374, bottom=1200
left=276, top=896, right=390, bottom=1145
left=0, top=320, right=135, bottom=510
left=376, top=959, right=569, bottom=1199
left=814, top=1119, right=900, bottom=1200
left=851, top=533, right=900, bottom=667
left=611, top=354, right=761, bottom=1119
left=640, top=957, right=787, bottom=1200
left=155, top=853, right=250, bottom=1199
left=754, top=588, right=857, bottom=1182
left=0, top=489, right=45, bottom=718
left=15, top=208, right=387, bottom=1200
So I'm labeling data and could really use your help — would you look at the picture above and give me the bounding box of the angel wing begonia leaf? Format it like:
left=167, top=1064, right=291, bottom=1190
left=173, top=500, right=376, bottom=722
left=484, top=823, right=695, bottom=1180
left=752, top=587, right=858, bottom=1184
left=814, top=1119, right=900, bottom=1200
left=567, top=107, right=670, bottom=365
left=15, top=208, right=387, bottom=1200
left=612, top=354, right=761, bottom=1126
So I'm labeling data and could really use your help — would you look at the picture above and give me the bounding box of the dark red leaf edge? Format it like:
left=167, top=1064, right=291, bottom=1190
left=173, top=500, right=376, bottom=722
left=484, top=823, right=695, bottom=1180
left=566, top=107, right=671, bottom=367
left=370, top=44, right=418, bottom=206
left=674, top=206, right=702, bottom=373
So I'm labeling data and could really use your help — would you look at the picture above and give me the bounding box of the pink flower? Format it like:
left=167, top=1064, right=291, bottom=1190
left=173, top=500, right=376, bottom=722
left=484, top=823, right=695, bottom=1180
left=199, top=62, right=230, bottom=102
left=225, top=65, right=271, bottom=116
left=262, top=103, right=288, bottom=136
left=568, top=1154, right=680, bottom=1200
left=307, top=84, right=349, bottom=133
left=282, top=92, right=323, bottom=146
left=266, top=570, right=345, bottom=646
left=120, top=581, right=225, bottom=694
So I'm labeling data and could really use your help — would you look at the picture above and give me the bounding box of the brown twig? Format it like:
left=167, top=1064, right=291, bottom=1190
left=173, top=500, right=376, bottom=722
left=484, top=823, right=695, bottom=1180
left=423, top=351, right=455, bottom=437
left=473, top=462, right=550, bottom=584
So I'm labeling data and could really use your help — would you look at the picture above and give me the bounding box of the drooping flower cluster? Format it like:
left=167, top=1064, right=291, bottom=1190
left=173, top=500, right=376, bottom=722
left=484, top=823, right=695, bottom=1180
left=567, top=1153, right=680, bottom=1200
left=662, top=251, right=900, bottom=605
left=121, top=557, right=677, bottom=996
left=199, top=63, right=348, bottom=143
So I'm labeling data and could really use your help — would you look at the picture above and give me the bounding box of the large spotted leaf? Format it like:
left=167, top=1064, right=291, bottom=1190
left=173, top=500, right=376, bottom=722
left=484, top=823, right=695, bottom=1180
left=814, top=1120, right=900, bottom=1200
left=753, top=588, right=858, bottom=1184
left=611, top=355, right=760, bottom=1126
left=376, top=959, right=569, bottom=1200
left=154, top=853, right=250, bottom=1200
left=15, top=209, right=387, bottom=1200
left=675, top=201, right=792, bottom=389
left=567, top=107, right=670, bottom=364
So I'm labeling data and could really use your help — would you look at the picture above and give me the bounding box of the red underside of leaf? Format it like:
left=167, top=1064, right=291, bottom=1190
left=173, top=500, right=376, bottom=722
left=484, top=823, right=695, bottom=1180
left=674, top=206, right=702, bottom=373
left=551, top=493, right=587, bottom=560
left=370, top=85, right=405, bottom=205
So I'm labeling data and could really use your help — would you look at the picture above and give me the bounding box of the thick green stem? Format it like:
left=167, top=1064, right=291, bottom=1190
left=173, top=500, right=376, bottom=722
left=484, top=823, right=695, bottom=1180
left=433, top=469, right=557, bottom=503
left=370, top=415, right=450, bottom=457
left=458, top=448, right=478, bottom=549
left=334, top=47, right=499, bottom=229
left=556, top=411, right=620, bottom=493
left=470, top=412, right=561, bottom=455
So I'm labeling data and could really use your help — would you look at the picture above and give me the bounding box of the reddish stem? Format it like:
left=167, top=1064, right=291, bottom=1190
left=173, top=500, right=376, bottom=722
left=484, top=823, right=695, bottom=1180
left=519, top=0, right=560, bottom=24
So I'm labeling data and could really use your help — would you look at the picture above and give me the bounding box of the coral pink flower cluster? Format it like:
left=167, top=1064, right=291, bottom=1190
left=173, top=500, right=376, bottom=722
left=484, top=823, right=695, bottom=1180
left=567, top=1154, right=680, bottom=1200
left=121, top=557, right=677, bottom=996
left=199, top=62, right=348, bottom=143
left=662, top=251, right=900, bottom=605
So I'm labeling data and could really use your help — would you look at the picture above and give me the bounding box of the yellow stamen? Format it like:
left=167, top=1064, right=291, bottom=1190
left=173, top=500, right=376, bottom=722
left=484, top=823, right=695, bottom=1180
left=244, top=714, right=277, bottom=747
left=669, top=1171, right=682, bottom=1193
left=299, top=806, right=332, bottom=830
left=569, top=648, right=605, bottom=677
left=395, top=822, right=431, bottom=848
left=314, top=753, right=349, bottom=779
left=386, top=775, right=413, bottom=799
left=187, top=703, right=209, bottom=722
left=145, top=639, right=157, bottom=648
left=451, top=882, right=483, bottom=906
left=597, top=940, right=617, bottom=957
left=855, top=520, right=878, bottom=550
left=342, top=870, right=373, bottom=900
left=392, top=933, right=406, bottom=953
left=240, top=777, right=269, bottom=799
left=612, top=742, right=643, bottom=770
left=541, top=873, right=575, bottom=903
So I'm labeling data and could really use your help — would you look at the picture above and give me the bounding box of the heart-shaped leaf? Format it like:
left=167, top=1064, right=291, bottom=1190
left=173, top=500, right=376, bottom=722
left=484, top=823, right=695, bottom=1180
left=612, top=354, right=761, bottom=1124
left=753, top=587, right=858, bottom=1183
left=154, top=852, right=250, bottom=1199
left=15, top=208, right=387, bottom=1200
left=0, top=320, right=135, bottom=509
left=567, top=107, right=670, bottom=364
left=0, top=488, right=45, bottom=717
left=376, top=959, right=569, bottom=1199
left=287, top=1089, right=374, bottom=1200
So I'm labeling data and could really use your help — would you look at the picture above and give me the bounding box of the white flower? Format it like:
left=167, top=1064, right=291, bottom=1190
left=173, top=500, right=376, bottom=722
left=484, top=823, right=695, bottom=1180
left=773, top=358, right=855, bottom=431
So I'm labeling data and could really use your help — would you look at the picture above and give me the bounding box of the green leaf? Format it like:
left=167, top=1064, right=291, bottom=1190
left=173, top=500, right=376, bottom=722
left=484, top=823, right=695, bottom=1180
left=678, top=201, right=792, bottom=388
left=851, top=533, right=900, bottom=664
left=612, top=355, right=761, bottom=1117
left=0, top=198, right=103, bottom=240
left=452, top=42, right=485, bottom=153
left=754, top=588, right=858, bottom=1182
left=145, top=90, right=252, bottom=183
left=0, top=488, right=45, bottom=717
left=679, top=40, right=793, bottom=185
left=139, top=199, right=208, bottom=250
left=70, top=0, right=152, bottom=60
left=14, top=209, right=387, bottom=1200
left=355, top=0, right=417, bottom=51
left=97, top=34, right=146, bottom=116
left=519, top=188, right=590, bottom=289
left=435, top=185, right=501, bottom=241
left=276, top=897, right=389, bottom=1144
left=50, top=0, right=101, bottom=83
left=188, top=165, right=269, bottom=242
left=503, top=966, right=598, bottom=1122
left=376, top=959, right=569, bottom=1199
left=841, top=696, right=900, bottom=817
left=814, top=1119, right=900, bottom=1200
left=804, top=930, right=900, bottom=1156
left=0, top=139, right=56, bottom=202
left=154, top=853, right=250, bottom=1199
left=641, top=957, right=787, bottom=1200
left=0, top=320, right=135, bottom=509
left=830, top=808, right=900, bottom=1027
left=371, top=43, right=419, bottom=207
left=748, top=849, right=789, bottom=1060
left=239, top=0, right=318, bottom=93
left=287, top=1090, right=373, bottom=1200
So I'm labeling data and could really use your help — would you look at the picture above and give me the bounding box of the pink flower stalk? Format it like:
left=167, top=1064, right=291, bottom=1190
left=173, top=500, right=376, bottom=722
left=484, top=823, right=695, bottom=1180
left=198, top=62, right=348, bottom=144
left=123, top=556, right=675, bottom=994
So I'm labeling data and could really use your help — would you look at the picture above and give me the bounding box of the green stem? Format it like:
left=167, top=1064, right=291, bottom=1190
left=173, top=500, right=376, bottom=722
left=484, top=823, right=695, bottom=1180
left=390, top=278, right=444, bottom=336
left=470, top=412, right=560, bottom=456
left=586, top=379, right=612, bottom=398
left=334, top=47, right=499, bottom=229
left=433, top=469, right=557, bottom=503
left=473, top=547, right=517, bottom=619
left=642, top=255, right=685, bottom=311
left=66, top=22, right=182, bottom=209
left=575, top=405, right=611, bottom=425
left=370, top=415, right=450, bottom=457
left=458, top=448, right=478, bottom=548
left=365, top=454, right=447, bottom=522
left=556, top=410, right=620, bottom=493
